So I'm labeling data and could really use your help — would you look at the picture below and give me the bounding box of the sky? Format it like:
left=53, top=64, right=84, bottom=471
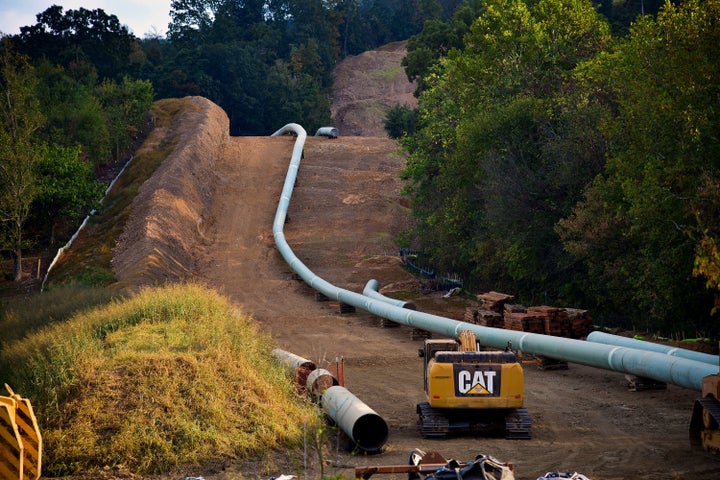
left=0, top=1, right=173, bottom=38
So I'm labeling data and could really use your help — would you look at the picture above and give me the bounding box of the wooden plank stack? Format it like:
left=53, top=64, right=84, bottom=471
left=503, top=304, right=526, bottom=332
left=566, top=308, right=593, bottom=339
left=479, top=309, right=504, bottom=328
left=476, top=291, right=515, bottom=313
left=527, top=306, right=569, bottom=337
left=504, top=304, right=545, bottom=334
left=461, top=291, right=594, bottom=339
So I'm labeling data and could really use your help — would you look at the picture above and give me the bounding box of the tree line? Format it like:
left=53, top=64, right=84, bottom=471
left=395, top=0, right=720, bottom=337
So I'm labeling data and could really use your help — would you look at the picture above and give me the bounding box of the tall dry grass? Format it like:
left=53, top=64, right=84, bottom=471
left=0, top=283, right=318, bottom=476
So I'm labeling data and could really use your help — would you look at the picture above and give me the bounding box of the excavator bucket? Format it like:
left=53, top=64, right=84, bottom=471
left=0, top=385, right=42, bottom=480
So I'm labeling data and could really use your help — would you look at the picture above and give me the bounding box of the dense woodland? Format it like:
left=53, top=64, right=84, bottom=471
left=0, top=0, right=718, bottom=337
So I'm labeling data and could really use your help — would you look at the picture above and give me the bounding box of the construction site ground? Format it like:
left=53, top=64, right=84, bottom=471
left=185, top=129, right=718, bottom=480
left=56, top=43, right=719, bottom=479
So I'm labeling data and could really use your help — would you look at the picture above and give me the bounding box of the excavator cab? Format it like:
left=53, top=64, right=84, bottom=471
left=416, top=332, right=531, bottom=439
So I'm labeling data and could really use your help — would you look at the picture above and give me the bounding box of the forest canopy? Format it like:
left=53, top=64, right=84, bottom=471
left=399, top=0, right=720, bottom=336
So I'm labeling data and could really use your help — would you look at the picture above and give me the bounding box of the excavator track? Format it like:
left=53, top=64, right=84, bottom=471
left=505, top=407, right=532, bottom=439
left=417, top=402, right=531, bottom=439
left=417, top=402, right=450, bottom=438
left=690, top=396, right=720, bottom=453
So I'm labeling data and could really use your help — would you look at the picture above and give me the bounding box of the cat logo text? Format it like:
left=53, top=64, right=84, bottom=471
left=453, top=365, right=501, bottom=397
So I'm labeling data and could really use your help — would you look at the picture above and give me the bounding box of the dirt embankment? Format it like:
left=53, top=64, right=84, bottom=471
left=113, top=40, right=421, bottom=283
left=112, top=97, right=228, bottom=286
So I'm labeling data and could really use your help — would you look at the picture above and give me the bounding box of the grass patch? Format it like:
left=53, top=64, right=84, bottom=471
left=371, top=66, right=403, bottom=79
left=0, top=284, right=120, bottom=346
left=0, top=283, right=318, bottom=476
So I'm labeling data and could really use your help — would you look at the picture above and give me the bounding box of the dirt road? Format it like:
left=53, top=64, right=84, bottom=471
left=192, top=132, right=719, bottom=480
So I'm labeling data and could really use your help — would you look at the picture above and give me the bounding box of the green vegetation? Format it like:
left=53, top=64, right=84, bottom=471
left=400, top=0, right=720, bottom=336
left=0, top=284, right=119, bottom=345
left=384, top=104, right=418, bottom=139
left=0, top=36, right=153, bottom=282
left=45, top=99, right=185, bottom=288
left=0, top=283, right=318, bottom=476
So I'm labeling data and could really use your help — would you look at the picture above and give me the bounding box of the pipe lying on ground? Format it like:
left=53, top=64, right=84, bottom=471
left=363, top=279, right=416, bottom=311
left=587, top=331, right=719, bottom=366
left=271, top=347, right=386, bottom=452
left=306, top=368, right=338, bottom=399
left=272, top=348, right=317, bottom=396
left=272, top=348, right=316, bottom=372
left=315, top=127, right=339, bottom=138
left=270, top=123, right=718, bottom=392
left=321, top=385, right=389, bottom=452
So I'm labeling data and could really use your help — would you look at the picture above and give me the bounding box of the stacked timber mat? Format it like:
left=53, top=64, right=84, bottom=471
left=465, top=291, right=593, bottom=340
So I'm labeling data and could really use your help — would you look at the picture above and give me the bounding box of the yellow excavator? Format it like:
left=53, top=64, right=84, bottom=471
left=690, top=373, right=720, bottom=454
left=416, top=331, right=531, bottom=439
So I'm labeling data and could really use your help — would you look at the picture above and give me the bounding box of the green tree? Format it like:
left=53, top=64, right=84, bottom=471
left=0, top=38, right=45, bottom=281
left=99, top=77, right=154, bottom=162
left=34, top=60, right=110, bottom=166
left=287, top=0, right=343, bottom=87
left=558, top=0, right=720, bottom=332
left=16, top=5, right=141, bottom=81
left=402, top=0, right=483, bottom=93
left=384, top=104, right=418, bottom=138
left=31, top=145, right=104, bottom=246
left=402, top=0, right=611, bottom=299
left=168, top=0, right=224, bottom=44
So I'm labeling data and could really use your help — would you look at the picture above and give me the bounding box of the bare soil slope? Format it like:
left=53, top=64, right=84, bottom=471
left=106, top=96, right=718, bottom=479
left=330, top=41, right=417, bottom=136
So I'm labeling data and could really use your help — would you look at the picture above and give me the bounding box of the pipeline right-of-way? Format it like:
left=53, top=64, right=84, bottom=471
left=270, top=123, right=718, bottom=392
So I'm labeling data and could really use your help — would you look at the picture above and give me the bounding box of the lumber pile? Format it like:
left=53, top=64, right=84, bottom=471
left=476, top=291, right=515, bottom=313
left=566, top=308, right=593, bottom=338
left=464, top=306, right=503, bottom=327
left=527, top=306, right=569, bottom=337
left=462, top=292, right=593, bottom=339
left=503, top=304, right=545, bottom=334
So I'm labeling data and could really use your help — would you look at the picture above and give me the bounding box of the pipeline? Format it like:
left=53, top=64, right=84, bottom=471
left=587, top=331, right=719, bottom=366
left=271, top=348, right=388, bottom=452
left=270, top=124, right=718, bottom=391
left=272, top=348, right=316, bottom=371
left=363, top=279, right=416, bottom=310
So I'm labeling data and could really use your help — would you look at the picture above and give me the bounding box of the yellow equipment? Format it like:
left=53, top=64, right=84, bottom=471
left=690, top=373, right=720, bottom=454
left=417, top=331, right=531, bottom=439
left=0, top=384, right=42, bottom=480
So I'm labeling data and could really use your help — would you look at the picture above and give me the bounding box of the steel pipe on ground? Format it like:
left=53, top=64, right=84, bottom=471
left=587, top=331, right=719, bottom=366
left=270, top=124, right=718, bottom=392
left=272, top=348, right=316, bottom=372
left=315, top=127, right=339, bottom=138
left=270, top=346, right=387, bottom=452
left=321, top=385, right=389, bottom=452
